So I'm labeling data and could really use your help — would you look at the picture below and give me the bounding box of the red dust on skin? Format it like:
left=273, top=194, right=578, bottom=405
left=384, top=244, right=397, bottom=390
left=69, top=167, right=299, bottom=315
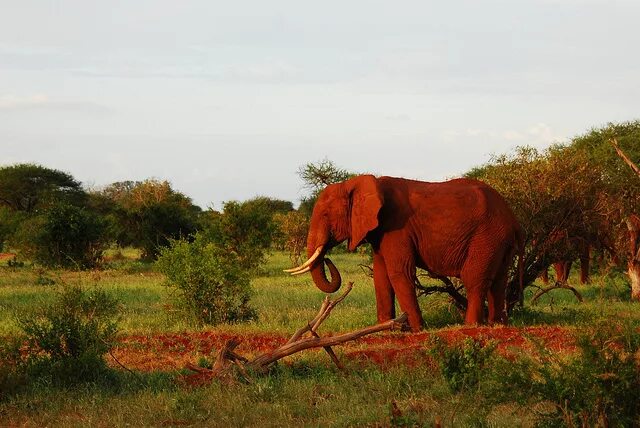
left=0, top=253, right=16, bottom=261
left=112, top=326, right=576, bottom=374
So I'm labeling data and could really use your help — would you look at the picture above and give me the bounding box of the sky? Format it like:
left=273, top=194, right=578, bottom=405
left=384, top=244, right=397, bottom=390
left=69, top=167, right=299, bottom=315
left=1, top=0, right=639, bottom=208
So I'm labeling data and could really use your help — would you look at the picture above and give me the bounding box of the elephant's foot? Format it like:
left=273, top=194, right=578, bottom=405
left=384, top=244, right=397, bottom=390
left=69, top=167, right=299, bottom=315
left=406, top=312, right=425, bottom=332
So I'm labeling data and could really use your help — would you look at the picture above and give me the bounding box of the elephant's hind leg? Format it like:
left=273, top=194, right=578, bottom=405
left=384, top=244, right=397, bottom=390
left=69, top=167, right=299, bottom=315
left=487, top=264, right=509, bottom=324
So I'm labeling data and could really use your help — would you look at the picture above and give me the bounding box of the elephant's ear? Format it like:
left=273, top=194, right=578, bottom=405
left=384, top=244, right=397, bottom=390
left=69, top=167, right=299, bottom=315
left=348, top=175, right=383, bottom=251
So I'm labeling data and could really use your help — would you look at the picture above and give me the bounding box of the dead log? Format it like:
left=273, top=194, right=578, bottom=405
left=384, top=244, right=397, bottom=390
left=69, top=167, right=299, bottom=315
left=187, top=281, right=409, bottom=380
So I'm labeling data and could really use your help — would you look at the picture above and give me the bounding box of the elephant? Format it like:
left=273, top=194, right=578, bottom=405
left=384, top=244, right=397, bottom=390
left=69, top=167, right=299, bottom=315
left=539, top=232, right=617, bottom=285
left=286, top=175, right=524, bottom=332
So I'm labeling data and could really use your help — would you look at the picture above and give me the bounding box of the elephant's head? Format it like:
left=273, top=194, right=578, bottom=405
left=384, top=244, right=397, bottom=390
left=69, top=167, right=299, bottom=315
left=285, top=175, right=384, bottom=293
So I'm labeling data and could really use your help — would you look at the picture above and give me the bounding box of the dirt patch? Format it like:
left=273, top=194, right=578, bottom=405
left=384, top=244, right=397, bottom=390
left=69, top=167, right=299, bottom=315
left=0, top=253, right=16, bottom=261
left=112, top=325, right=575, bottom=373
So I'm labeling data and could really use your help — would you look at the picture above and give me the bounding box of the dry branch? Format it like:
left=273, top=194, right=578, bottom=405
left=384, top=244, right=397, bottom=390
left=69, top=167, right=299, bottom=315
left=610, top=138, right=640, bottom=178
left=531, top=281, right=584, bottom=305
left=187, top=281, right=409, bottom=381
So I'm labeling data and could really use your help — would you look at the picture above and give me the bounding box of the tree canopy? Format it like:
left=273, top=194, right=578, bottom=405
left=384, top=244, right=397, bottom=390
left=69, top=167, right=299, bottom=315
left=0, top=164, right=85, bottom=213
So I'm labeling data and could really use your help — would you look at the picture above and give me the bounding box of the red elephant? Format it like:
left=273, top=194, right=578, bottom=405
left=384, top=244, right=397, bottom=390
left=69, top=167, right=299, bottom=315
left=286, top=175, right=524, bottom=332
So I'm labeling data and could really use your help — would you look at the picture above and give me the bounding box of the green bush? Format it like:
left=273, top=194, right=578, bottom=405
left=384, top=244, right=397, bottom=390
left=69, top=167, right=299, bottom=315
left=522, top=321, right=640, bottom=427
left=11, top=203, right=110, bottom=268
left=10, top=286, right=120, bottom=387
left=156, top=233, right=256, bottom=325
left=202, top=200, right=278, bottom=272
left=430, top=337, right=498, bottom=393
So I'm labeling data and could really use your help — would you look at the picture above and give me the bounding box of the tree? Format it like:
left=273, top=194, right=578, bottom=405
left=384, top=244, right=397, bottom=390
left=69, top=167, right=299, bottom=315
left=273, top=210, right=309, bottom=265
left=0, top=164, right=85, bottom=213
left=297, top=159, right=355, bottom=217
left=12, top=203, right=110, bottom=268
left=570, top=122, right=640, bottom=300
left=100, top=179, right=201, bottom=260
left=202, top=199, right=278, bottom=271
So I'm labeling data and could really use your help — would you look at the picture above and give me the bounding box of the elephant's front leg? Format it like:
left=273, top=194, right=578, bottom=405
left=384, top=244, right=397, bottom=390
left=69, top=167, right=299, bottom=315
left=373, top=253, right=396, bottom=323
left=380, top=251, right=424, bottom=331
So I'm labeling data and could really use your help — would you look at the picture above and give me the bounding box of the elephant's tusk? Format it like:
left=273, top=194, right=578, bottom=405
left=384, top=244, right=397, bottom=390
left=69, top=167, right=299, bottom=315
left=283, top=246, right=324, bottom=273
left=290, top=265, right=312, bottom=275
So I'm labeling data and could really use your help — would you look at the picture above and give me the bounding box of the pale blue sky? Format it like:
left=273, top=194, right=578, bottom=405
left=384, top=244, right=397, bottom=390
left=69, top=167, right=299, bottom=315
left=1, top=0, right=639, bottom=208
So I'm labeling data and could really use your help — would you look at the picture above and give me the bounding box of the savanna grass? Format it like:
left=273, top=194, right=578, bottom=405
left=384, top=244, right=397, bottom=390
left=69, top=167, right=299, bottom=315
left=1, top=250, right=640, bottom=427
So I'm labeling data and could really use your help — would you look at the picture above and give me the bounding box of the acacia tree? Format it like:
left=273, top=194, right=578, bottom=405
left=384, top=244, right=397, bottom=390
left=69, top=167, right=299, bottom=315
left=100, top=179, right=201, bottom=260
left=0, top=164, right=85, bottom=213
left=570, top=121, right=640, bottom=300
left=297, top=159, right=354, bottom=217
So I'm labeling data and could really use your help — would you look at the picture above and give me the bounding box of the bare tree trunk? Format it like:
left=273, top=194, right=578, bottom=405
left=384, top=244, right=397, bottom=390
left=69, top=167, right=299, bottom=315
left=611, top=139, right=640, bottom=300
left=626, top=215, right=640, bottom=301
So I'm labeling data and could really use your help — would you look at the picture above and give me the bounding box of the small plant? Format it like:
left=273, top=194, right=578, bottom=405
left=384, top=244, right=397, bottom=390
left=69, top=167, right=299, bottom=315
left=156, top=233, right=256, bottom=325
left=15, top=285, right=121, bottom=385
left=430, top=336, right=497, bottom=393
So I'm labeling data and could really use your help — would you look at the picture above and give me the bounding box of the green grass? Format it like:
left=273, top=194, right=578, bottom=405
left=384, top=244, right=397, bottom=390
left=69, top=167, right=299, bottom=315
left=1, top=251, right=639, bottom=426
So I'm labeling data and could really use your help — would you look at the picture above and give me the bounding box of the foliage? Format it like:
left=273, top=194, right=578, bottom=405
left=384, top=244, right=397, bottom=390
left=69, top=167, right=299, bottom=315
left=13, top=286, right=120, bottom=386
left=430, top=337, right=498, bottom=393
left=570, top=121, right=640, bottom=260
left=203, top=199, right=279, bottom=271
left=0, top=163, right=85, bottom=213
left=156, top=233, right=256, bottom=325
left=100, top=179, right=201, bottom=260
left=484, top=321, right=640, bottom=427
left=297, top=159, right=355, bottom=216
left=0, top=206, right=25, bottom=252
left=11, top=203, right=110, bottom=269
left=273, top=210, right=309, bottom=264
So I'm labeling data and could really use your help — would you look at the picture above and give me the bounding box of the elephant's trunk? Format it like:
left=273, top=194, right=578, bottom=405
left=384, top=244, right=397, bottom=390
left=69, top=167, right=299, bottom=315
left=307, top=245, right=342, bottom=294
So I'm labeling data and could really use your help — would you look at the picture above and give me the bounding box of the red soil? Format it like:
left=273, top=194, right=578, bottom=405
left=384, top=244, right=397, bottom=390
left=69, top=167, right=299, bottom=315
left=112, top=325, right=575, bottom=374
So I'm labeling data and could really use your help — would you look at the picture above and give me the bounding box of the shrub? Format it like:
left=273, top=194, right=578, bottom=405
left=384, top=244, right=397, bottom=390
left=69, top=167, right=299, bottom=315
left=156, top=233, right=256, bottom=325
left=11, top=203, right=110, bottom=268
left=273, top=210, right=309, bottom=265
left=203, top=200, right=278, bottom=272
left=429, top=337, right=497, bottom=393
left=14, top=286, right=120, bottom=386
left=524, top=321, right=640, bottom=427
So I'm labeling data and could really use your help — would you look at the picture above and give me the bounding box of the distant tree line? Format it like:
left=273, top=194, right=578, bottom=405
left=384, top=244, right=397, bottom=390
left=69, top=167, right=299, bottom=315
left=0, top=165, right=310, bottom=269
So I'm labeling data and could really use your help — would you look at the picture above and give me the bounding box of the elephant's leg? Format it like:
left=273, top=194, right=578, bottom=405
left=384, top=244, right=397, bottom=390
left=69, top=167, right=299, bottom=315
left=554, top=261, right=572, bottom=283
left=373, top=253, right=396, bottom=323
left=463, top=279, right=489, bottom=324
left=387, top=270, right=424, bottom=332
left=487, top=263, right=509, bottom=324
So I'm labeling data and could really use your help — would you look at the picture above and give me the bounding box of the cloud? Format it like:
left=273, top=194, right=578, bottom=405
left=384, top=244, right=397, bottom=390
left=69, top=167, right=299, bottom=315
left=442, top=123, right=566, bottom=148
left=0, top=94, right=113, bottom=114
left=0, top=94, right=49, bottom=109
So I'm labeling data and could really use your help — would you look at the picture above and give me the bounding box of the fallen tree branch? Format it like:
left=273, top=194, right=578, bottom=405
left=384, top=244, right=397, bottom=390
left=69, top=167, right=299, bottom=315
left=186, top=281, right=409, bottom=381
left=531, top=281, right=584, bottom=305
left=415, top=273, right=468, bottom=312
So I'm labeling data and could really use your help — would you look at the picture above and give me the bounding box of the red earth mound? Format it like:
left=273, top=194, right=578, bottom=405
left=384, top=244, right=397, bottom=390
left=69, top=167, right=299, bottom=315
left=112, top=325, right=575, bottom=374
